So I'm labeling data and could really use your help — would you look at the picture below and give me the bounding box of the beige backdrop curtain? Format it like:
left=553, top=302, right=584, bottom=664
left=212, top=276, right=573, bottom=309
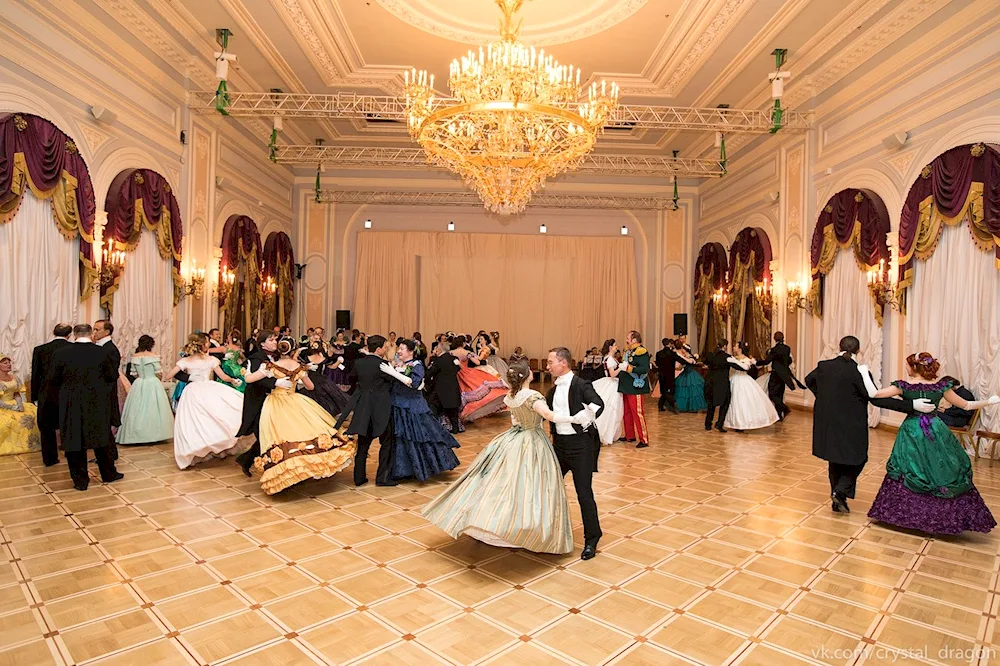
left=354, top=231, right=639, bottom=359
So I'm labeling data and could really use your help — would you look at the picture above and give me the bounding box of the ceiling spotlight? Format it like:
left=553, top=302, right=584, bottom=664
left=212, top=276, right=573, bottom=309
left=447, top=221, right=455, bottom=232
left=621, top=225, right=628, bottom=236
left=539, top=224, right=547, bottom=234
left=364, top=219, right=372, bottom=229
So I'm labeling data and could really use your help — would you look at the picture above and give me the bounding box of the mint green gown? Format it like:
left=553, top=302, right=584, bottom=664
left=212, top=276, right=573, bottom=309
left=217, top=351, right=246, bottom=393
left=116, top=356, right=174, bottom=445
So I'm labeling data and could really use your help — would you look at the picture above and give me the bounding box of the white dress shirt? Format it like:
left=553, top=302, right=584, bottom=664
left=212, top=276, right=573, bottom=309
left=95, top=336, right=111, bottom=347
left=553, top=371, right=575, bottom=436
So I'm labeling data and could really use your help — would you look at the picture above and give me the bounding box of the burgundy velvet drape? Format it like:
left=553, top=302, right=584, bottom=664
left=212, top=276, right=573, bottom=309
left=104, top=169, right=184, bottom=309
left=728, top=227, right=772, bottom=284
left=694, top=242, right=728, bottom=292
left=811, top=189, right=890, bottom=273
left=262, top=231, right=295, bottom=328
left=899, top=143, right=1000, bottom=286
left=0, top=113, right=97, bottom=297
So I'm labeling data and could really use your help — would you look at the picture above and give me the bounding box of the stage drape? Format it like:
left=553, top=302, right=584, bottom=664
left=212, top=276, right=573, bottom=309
left=102, top=169, right=183, bottom=313
left=906, top=224, right=1000, bottom=452
left=819, top=250, right=883, bottom=427
left=727, top=228, right=772, bottom=359
left=112, top=227, right=175, bottom=371
left=0, top=190, right=79, bottom=376
left=0, top=113, right=97, bottom=298
left=898, top=143, right=1000, bottom=311
left=219, top=216, right=262, bottom=337
left=810, top=189, right=891, bottom=323
left=693, top=243, right=727, bottom=358
left=353, top=231, right=639, bottom=360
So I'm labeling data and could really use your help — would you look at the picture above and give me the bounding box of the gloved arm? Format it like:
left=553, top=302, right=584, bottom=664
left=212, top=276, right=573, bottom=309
left=380, top=363, right=412, bottom=386
left=275, top=378, right=294, bottom=389
left=945, top=388, right=1000, bottom=411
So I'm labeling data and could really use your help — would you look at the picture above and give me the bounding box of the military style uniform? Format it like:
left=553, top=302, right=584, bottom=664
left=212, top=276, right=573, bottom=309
left=618, top=342, right=651, bottom=446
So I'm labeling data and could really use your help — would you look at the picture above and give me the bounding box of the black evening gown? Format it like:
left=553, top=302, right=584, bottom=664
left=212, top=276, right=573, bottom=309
left=300, top=359, right=349, bottom=418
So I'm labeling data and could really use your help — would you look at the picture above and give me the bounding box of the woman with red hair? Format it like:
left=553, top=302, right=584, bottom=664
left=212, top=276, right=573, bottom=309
left=860, top=352, right=1000, bottom=534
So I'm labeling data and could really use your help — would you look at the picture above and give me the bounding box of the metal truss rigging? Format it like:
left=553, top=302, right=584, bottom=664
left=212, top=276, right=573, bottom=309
left=189, top=91, right=810, bottom=132
left=278, top=145, right=724, bottom=177
left=319, top=189, right=674, bottom=209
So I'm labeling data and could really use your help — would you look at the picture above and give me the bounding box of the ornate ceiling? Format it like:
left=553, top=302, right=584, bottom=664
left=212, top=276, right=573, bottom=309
left=83, top=0, right=961, bottom=168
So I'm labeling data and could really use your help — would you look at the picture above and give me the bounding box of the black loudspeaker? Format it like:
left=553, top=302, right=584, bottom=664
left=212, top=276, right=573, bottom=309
left=335, top=310, right=351, bottom=330
left=673, top=313, right=688, bottom=336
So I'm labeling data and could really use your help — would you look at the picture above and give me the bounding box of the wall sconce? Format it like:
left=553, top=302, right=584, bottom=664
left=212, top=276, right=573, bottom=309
left=215, top=265, right=236, bottom=302
left=181, top=259, right=206, bottom=299
left=867, top=258, right=901, bottom=311
left=95, top=238, right=125, bottom=291
left=712, top=286, right=729, bottom=317
left=447, top=221, right=455, bottom=232
left=754, top=277, right=773, bottom=309
left=785, top=275, right=813, bottom=314
left=261, top=275, right=277, bottom=303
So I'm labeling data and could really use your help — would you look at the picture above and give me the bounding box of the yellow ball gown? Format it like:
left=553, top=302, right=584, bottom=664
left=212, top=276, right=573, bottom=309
left=0, top=377, right=41, bottom=456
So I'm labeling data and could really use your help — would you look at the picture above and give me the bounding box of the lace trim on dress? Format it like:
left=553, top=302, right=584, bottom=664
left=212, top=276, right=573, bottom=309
left=503, top=388, right=540, bottom=408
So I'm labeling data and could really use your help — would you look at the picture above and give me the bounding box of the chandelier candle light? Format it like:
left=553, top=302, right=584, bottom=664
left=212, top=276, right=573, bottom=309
left=403, top=0, right=619, bottom=215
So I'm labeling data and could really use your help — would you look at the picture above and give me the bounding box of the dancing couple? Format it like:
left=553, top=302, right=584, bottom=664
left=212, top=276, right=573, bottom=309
left=424, top=349, right=605, bottom=560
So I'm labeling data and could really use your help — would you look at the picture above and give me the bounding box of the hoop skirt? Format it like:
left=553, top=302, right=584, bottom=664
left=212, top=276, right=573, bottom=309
left=458, top=365, right=508, bottom=421
left=591, top=377, right=624, bottom=445
left=868, top=380, right=995, bottom=535
left=251, top=370, right=356, bottom=495
left=724, top=371, right=778, bottom=430
left=391, top=361, right=460, bottom=481
left=173, top=357, right=248, bottom=469
left=422, top=389, right=572, bottom=554
left=675, top=366, right=707, bottom=412
left=0, top=378, right=40, bottom=456
left=117, top=357, right=173, bottom=445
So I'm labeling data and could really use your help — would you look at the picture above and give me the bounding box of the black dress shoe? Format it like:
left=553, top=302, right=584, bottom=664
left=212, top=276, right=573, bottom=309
left=617, top=437, right=628, bottom=442
left=375, top=480, right=399, bottom=487
left=715, top=426, right=727, bottom=433
left=831, top=493, right=850, bottom=513
left=103, top=472, right=124, bottom=484
left=831, top=500, right=841, bottom=513
left=73, top=482, right=89, bottom=491
left=44, top=460, right=59, bottom=467
left=355, top=478, right=369, bottom=487
left=581, top=538, right=600, bottom=560
left=704, top=424, right=712, bottom=431
left=636, top=442, right=649, bottom=449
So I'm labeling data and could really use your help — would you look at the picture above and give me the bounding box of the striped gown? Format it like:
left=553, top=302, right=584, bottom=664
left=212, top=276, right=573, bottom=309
left=421, top=389, right=573, bottom=554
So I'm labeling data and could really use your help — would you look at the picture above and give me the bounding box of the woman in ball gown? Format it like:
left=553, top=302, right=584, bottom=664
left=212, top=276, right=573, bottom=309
left=475, top=332, right=509, bottom=379
left=0, top=354, right=40, bottom=456
left=422, top=360, right=587, bottom=554
left=450, top=335, right=508, bottom=422
left=164, top=333, right=247, bottom=469
left=724, top=342, right=779, bottom=431
left=326, top=330, right=351, bottom=391
left=865, top=352, right=999, bottom=534
left=217, top=333, right=247, bottom=394
left=244, top=338, right=356, bottom=495
left=298, top=340, right=349, bottom=418
left=117, top=335, right=173, bottom=445
left=591, top=339, right=625, bottom=446
left=674, top=338, right=707, bottom=413
left=382, top=338, right=460, bottom=481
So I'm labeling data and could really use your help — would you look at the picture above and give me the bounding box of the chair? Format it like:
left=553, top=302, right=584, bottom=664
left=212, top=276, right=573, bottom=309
left=975, top=429, right=1000, bottom=465
left=955, top=408, right=981, bottom=459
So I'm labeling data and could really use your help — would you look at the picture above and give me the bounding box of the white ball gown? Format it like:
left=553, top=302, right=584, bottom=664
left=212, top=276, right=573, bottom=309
left=724, top=358, right=779, bottom=430
left=591, top=356, right=624, bottom=445
left=173, top=356, right=248, bottom=469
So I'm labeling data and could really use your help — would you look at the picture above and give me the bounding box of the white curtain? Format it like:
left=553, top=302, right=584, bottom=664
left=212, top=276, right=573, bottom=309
left=819, top=249, right=883, bottom=427
left=906, top=224, right=1000, bottom=453
left=114, top=228, right=175, bottom=368
left=0, top=190, right=79, bottom=379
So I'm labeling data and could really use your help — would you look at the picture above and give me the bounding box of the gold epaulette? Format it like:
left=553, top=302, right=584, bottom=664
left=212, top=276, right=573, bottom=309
left=634, top=346, right=648, bottom=356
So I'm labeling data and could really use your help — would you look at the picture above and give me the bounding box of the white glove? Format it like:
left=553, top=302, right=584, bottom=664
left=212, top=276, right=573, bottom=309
left=912, top=398, right=936, bottom=414
left=275, top=378, right=293, bottom=389
left=571, top=410, right=593, bottom=426
left=380, top=363, right=412, bottom=386
left=989, top=395, right=1000, bottom=405
left=965, top=395, right=1000, bottom=410
left=857, top=365, right=878, bottom=398
left=307, top=363, right=318, bottom=371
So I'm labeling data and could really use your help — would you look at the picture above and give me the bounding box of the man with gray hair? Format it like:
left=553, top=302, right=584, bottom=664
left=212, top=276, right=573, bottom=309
left=545, top=346, right=604, bottom=560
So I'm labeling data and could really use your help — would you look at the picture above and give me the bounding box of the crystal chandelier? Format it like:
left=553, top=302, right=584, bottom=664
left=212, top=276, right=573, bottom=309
left=403, top=0, right=619, bottom=215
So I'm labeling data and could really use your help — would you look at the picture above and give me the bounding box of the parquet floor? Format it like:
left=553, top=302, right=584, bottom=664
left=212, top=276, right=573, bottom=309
left=2, top=397, right=1000, bottom=666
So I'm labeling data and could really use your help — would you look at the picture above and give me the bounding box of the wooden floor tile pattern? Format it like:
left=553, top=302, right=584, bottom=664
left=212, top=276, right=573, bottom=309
left=1, top=395, right=999, bottom=665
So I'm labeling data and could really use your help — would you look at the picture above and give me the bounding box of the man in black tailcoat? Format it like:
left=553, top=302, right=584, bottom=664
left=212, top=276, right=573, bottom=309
left=94, top=319, right=121, bottom=460
left=756, top=331, right=805, bottom=420
left=236, top=331, right=279, bottom=476
left=31, top=323, right=72, bottom=466
left=426, top=342, right=463, bottom=433
left=655, top=337, right=690, bottom=414
left=806, top=335, right=934, bottom=513
left=545, top=347, right=604, bottom=560
left=51, top=324, right=123, bottom=490
left=704, top=339, right=742, bottom=432
left=336, top=334, right=397, bottom=487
